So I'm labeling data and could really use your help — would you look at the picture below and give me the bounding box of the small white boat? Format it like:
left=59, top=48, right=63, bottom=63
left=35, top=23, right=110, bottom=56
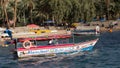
left=72, top=29, right=100, bottom=36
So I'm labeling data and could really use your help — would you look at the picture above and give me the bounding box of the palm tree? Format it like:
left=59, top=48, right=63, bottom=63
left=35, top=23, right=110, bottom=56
left=105, top=0, right=110, bottom=20
left=27, top=0, right=35, bottom=23
left=1, top=0, right=120, bottom=27
left=0, top=0, right=4, bottom=19
left=16, top=0, right=35, bottom=25
left=3, top=0, right=10, bottom=28
left=13, top=0, right=18, bottom=28
left=113, top=0, right=120, bottom=19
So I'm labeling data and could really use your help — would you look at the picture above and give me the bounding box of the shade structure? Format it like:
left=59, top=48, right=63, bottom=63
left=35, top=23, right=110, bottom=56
left=27, top=24, right=39, bottom=28
left=44, top=20, right=54, bottom=23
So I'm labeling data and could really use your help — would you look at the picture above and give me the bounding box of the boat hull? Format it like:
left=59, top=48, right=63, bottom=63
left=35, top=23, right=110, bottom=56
left=16, top=39, right=98, bottom=58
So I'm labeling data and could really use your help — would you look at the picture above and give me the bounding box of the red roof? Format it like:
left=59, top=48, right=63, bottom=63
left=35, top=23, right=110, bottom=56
left=18, top=34, right=71, bottom=42
left=27, top=24, right=39, bottom=28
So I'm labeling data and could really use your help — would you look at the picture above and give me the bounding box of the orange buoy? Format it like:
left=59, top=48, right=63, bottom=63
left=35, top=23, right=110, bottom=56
left=109, top=29, right=113, bottom=32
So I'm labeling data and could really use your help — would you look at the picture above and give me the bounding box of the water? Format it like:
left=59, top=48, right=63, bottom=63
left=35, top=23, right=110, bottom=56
left=0, top=31, right=120, bottom=68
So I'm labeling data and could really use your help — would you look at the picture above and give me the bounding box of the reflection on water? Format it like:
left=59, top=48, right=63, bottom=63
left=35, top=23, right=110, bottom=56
left=0, top=31, right=120, bottom=68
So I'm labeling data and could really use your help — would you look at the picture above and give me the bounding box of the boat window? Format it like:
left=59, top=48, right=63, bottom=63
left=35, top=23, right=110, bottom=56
left=58, top=38, right=69, bottom=44
left=34, top=38, right=70, bottom=46
left=30, top=40, right=36, bottom=45
left=35, top=40, right=49, bottom=46
left=17, top=42, right=23, bottom=48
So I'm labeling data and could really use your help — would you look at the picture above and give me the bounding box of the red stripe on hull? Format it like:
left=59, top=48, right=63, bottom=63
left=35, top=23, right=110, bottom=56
left=17, top=44, right=74, bottom=51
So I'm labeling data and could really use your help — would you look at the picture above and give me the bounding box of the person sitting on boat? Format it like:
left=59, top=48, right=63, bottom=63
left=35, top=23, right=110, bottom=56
left=48, top=39, right=54, bottom=45
left=48, top=38, right=58, bottom=45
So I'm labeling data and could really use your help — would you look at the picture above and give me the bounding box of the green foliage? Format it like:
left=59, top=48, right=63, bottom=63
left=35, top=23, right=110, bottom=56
left=0, top=0, right=120, bottom=26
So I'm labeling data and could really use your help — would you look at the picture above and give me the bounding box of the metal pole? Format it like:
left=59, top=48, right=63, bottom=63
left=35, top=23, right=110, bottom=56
left=14, top=38, right=17, bottom=49
left=73, top=34, right=75, bottom=43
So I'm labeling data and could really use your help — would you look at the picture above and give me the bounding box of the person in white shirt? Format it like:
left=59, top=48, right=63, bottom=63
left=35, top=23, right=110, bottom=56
left=48, top=38, right=58, bottom=45
left=96, top=25, right=100, bottom=34
left=49, top=39, right=54, bottom=45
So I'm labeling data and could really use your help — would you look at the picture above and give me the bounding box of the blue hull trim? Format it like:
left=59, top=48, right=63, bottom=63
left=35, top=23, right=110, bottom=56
left=57, top=51, right=79, bottom=55
left=81, top=46, right=94, bottom=51
left=56, top=46, right=94, bottom=56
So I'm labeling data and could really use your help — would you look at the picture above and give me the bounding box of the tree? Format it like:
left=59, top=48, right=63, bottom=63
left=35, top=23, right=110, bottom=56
left=105, top=0, right=110, bottom=20
left=16, top=0, right=35, bottom=25
left=3, top=0, right=10, bottom=28
left=1, top=0, right=120, bottom=27
left=13, top=0, right=17, bottom=28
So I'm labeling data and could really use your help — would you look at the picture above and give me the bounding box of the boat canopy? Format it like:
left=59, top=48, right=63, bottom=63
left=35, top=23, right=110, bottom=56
left=17, top=34, right=71, bottom=42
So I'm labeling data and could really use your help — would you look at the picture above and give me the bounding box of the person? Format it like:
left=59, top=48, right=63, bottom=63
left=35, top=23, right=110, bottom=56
left=48, top=38, right=58, bottom=45
left=48, top=39, right=54, bottom=45
left=95, top=25, right=100, bottom=34
left=4, top=27, right=13, bottom=40
left=109, top=22, right=113, bottom=29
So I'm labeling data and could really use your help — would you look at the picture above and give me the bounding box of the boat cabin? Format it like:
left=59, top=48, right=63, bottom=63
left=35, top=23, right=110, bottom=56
left=14, top=35, right=71, bottom=49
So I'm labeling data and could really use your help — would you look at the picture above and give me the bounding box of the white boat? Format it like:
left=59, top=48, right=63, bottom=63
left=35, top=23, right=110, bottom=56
left=13, top=36, right=98, bottom=58
left=72, top=29, right=100, bottom=36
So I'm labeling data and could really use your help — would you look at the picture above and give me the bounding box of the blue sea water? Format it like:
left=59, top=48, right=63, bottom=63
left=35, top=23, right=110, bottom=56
left=0, top=31, right=120, bottom=68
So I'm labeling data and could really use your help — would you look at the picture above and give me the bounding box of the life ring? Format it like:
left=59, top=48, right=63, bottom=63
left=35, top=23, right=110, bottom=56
left=23, top=40, right=32, bottom=49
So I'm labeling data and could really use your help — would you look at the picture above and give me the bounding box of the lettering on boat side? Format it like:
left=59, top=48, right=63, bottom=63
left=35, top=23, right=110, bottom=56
left=28, top=49, right=49, bottom=54
left=18, top=47, right=76, bottom=55
left=18, top=47, right=77, bottom=57
left=18, top=43, right=95, bottom=57
left=18, top=51, right=29, bottom=57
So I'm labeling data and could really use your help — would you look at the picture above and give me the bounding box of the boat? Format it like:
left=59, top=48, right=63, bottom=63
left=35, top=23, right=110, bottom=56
left=13, top=35, right=98, bottom=58
left=72, top=29, right=100, bottom=36
left=72, top=25, right=100, bottom=36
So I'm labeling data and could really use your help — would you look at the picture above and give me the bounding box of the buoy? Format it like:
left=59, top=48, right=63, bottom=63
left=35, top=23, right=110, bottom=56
left=109, top=29, right=113, bottom=32
left=23, top=40, right=32, bottom=49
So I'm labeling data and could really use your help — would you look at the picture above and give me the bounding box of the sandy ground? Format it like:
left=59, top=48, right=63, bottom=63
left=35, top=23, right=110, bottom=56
left=1, top=20, right=120, bottom=38
left=91, top=20, right=120, bottom=32
left=9, top=27, right=69, bottom=38
left=11, top=20, right=120, bottom=38
left=77, top=20, right=120, bottom=32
